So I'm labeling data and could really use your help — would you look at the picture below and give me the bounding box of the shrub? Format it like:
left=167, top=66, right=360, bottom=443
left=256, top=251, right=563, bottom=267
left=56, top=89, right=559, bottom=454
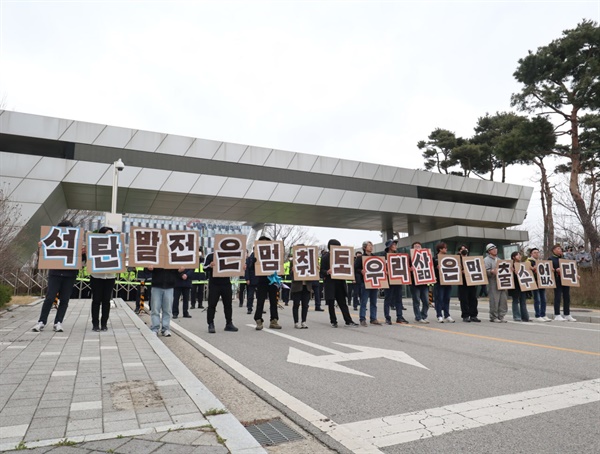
left=548, top=268, right=600, bottom=308
left=0, top=284, right=12, bottom=309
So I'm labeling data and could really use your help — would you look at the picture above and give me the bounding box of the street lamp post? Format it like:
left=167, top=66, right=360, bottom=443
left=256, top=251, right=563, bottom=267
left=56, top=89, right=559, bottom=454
left=111, top=159, right=125, bottom=214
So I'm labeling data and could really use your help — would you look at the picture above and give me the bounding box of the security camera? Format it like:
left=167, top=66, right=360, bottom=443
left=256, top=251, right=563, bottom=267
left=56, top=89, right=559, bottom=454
left=114, top=159, right=125, bottom=171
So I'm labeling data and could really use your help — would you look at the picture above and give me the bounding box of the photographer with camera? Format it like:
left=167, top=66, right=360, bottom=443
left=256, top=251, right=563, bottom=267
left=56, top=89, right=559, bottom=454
left=457, top=245, right=480, bottom=323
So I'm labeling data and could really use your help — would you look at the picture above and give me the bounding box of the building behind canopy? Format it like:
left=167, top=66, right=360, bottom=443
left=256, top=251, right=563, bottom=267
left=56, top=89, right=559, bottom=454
left=1, top=110, right=532, bottom=262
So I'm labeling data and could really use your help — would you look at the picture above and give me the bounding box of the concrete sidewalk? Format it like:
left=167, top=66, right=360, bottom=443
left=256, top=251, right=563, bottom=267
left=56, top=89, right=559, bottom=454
left=0, top=299, right=265, bottom=453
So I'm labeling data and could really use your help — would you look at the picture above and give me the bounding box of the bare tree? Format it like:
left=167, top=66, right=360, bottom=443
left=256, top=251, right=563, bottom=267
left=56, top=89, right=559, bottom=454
left=261, top=224, right=319, bottom=255
left=0, top=185, right=24, bottom=275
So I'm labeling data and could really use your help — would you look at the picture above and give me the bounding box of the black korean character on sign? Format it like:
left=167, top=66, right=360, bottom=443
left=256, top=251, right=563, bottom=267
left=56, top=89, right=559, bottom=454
left=258, top=243, right=281, bottom=272
left=561, top=262, right=578, bottom=285
left=440, top=256, right=460, bottom=284
left=465, top=259, right=484, bottom=283
left=388, top=255, right=410, bottom=283
left=537, top=262, right=554, bottom=287
left=413, top=250, right=433, bottom=283
left=42, top=227, right=80, bottom=267
left=364, top=258, right=386, bottom=288
left=89, top=235, right=122, bottom=271
left=516, top=265, right=535, bottom=289
left=294, top=247, right=316, bottom=278
left=216, top=237, right=243, bottom=272
left=135, top=230, right=161, bottom=263
left=332, top=248, right=352, bottom=275
left=497, top=261, right=513, bottom=288
left=168, top=232, right=196, bottom=263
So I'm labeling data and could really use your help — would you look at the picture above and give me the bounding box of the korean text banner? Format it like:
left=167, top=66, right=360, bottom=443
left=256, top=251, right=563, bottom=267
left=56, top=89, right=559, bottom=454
left=213, top=234, right=246, bottom=277
left=363, top=256, right=388, bottom=289
left=411, top=248, right=436, bottom=285
left=86, top=232, right=127, bottom=274
left=535, top=260, right=556, bottom=289
left=38, top=226, right=83, bottom=270
left=292, top=245, right=319, bottom=281
left=438, top=254, right=463, bottom=286
left=496, top=259, right=515, bottom=290
left=462, top=256, right=488, bottom=286
left=387, top=253, right=411, bottom=285
left=129, top=228, right=199, bottom=268
left=329, top=245, right=355, bottom=281
left=515, top=262, right=538, bottom=292
left=558, top=259, right=580, bottom=287
left=254, top=240, right=284, bottom=276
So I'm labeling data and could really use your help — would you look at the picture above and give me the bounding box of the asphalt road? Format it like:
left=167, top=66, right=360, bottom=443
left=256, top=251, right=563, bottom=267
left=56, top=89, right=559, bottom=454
left=168, top=300, right=600, bottom=454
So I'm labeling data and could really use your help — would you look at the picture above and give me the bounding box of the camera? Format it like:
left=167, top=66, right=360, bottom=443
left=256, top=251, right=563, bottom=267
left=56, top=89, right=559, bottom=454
left=460, top=249, right=469, bottom=256
left=114, top=159, right=125, bottom=171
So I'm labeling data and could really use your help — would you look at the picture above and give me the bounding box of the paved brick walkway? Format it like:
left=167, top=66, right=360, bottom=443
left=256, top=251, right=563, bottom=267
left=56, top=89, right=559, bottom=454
left=0, top=299, right=265, bottom=453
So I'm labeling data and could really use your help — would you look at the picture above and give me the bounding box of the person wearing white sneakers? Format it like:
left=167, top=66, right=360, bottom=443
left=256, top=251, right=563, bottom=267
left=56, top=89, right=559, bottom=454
left=527, top=248, right=550, bottom=322
left=433, top=242, right=455, bottom=323
left=32, top=220, right=80, bottom=333
left=549, top=244, right=576, bottom=322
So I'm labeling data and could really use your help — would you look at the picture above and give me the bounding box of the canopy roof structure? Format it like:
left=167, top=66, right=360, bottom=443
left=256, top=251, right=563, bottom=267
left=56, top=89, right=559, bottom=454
left=1, top=110, right=532, bottom=257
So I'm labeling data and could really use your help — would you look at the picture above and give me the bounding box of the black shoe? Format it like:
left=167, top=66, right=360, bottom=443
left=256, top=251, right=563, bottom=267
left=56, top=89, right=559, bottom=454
left=101, top=326, right=107, bottom=331
left=470, top=317, right=481, bottom=322
left=385, top=319, right=392, bottom=325
left=315, top=308, right=324, bottom=312
left=247, top=309, right=252, bottom=314
left=224, top=323, right=239, bottom=332
left=183, top=314, right=192, bottom=318
left=172, top=315, right=178, bottom=319
left=190, top=305, right=195, bottom=309
left=331, top=322, right=338, bottom=328
left=198, top=306, right=204, bottom=309
left=208, top=323, right=216, bottom=334
left=345, top=321, right=358, bottom=327
left=396, top=318, right=409, bottom=324
left=92, top=326, right=100, bottom=332
left=463, top=317, right=471, bottom=322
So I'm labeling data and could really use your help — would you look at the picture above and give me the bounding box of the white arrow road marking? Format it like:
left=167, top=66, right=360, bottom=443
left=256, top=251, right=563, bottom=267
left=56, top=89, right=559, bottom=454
left=338, top=378, right=600, bottom=448
left=173, top=323, right=384, bottom=453
left=250, top=325, right=429, bottom=376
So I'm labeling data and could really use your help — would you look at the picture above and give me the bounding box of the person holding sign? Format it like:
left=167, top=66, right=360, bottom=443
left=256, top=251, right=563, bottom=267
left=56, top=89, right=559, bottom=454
left=527, top=248, right=550, bottom=322
left=204, top=251, right=239, bottom=333
left=250, top=236, right=282, bottom=330
left=484, top=243, right=508, bottom=323
left=549, top=244, right=576, bottom=322
left=89, top=227, right=117, bottom=332
left=433, top=242, right=455, bottom=323
left=355, top=241, right=381, bottom=326
left=410, top=242, right=431, bottom=324
left=32, top=220, right=81, bottom=333
left=383, top=239, right=408, bottom=325
left=457, top=245, right=480, bottom=323
left=321, top=239, right=359, bottom=328
left=508, top=252, right=531, bottom=322
left=148, top=266, right=183, bottom=337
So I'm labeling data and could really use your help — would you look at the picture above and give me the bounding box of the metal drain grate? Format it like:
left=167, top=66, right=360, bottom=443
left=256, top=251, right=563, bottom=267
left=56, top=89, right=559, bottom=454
left=245, top=418, right=304, bottom=446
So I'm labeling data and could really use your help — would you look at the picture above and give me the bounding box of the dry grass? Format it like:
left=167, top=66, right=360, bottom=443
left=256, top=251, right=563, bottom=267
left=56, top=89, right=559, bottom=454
left=548, top=268, right=600, bottom=308
left=9, top=295, right=40, bottom=306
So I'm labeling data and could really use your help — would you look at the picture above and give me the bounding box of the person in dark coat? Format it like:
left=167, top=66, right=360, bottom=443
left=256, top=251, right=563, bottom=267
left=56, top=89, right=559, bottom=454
left=321, top=239, right=358, bottom=328
left=204, top=252, right=239, bottom=333
left=172, top=267, right=193, bottom=319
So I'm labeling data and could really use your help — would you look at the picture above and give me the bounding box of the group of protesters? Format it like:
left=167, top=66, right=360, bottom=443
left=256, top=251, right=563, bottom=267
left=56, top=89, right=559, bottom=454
left=31, top=222, right=580, bottom=336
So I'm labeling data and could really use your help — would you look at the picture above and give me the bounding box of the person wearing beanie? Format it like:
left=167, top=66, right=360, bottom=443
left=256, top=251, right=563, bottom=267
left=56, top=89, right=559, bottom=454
left=320, top=239, right=358, bottom=328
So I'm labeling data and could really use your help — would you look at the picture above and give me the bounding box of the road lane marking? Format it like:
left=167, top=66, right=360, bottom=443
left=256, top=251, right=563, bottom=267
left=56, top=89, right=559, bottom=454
left=338, top=378, right=600, bottom=448
left=172, top=323, right=384, bottom=453
left=406, top=324, right=600, bottom=356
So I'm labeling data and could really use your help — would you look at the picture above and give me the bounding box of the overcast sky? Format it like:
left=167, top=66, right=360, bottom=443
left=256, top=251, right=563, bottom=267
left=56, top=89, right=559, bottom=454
left=1, top=1, right=598, bottom=246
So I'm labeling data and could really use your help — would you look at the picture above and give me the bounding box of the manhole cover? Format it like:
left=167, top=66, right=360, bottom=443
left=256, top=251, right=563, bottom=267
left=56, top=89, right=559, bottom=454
left=245, top=418, right=303, bottom=446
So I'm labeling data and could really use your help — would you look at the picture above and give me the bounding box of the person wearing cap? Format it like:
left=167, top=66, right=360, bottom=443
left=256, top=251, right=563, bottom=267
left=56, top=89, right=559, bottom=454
left=484, top=243, right=508, bottom=322
left=526, top=248, right=550, bottom=322
left=549, top=244, right=576, bottom=322
left=320, top=239, right=359, bottom=328
left=355, top=240, right=381, bottom=326
left=383, top=239, right=408, bottom=324
left=409, top=242, right=430, bottom=324
left=433, top=242, right=455, bottom=323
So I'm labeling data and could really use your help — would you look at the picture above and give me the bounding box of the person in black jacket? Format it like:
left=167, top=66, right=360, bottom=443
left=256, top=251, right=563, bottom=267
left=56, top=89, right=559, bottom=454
left=549, top=244, right=576, bottom=322
left=148, top=266, right=183, bottom=337
left=172, top=267, right=193, bottom=319
left=321, top=239, right=358, bottom=328
left=249, top=236, right=281, bottom=330
left=204, top=252, right=239, bottom=333
left=245, top=250, right=258, bottom=315
left=32, top=220, right=80, bottom=333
